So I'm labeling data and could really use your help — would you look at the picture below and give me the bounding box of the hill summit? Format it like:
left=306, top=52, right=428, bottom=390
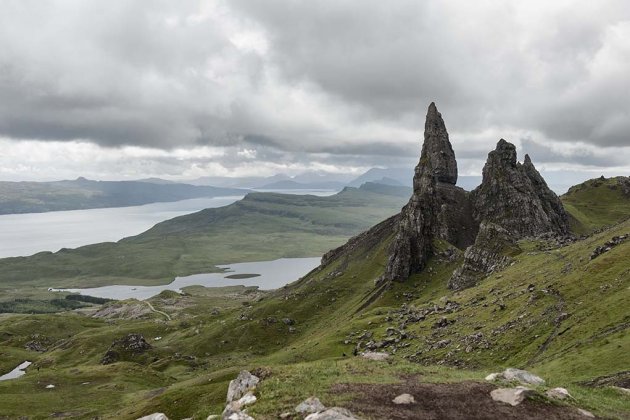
left=380, top=103, right=569, bottom=289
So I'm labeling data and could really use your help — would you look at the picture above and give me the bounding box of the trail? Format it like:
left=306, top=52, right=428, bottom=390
left=144, top=301, right=171, bottom=321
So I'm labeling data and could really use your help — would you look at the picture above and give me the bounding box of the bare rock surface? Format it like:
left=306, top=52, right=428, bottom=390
left=296, top=397, right=326, bottom=414
left=490, top=386, right=533, bottom=406
left=304, top=407, right=358, bottom=420
left=226, top=371, right=260, bottom=403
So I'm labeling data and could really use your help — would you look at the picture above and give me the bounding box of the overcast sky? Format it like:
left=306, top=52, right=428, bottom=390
left=0, top=0, right=629, bottom=181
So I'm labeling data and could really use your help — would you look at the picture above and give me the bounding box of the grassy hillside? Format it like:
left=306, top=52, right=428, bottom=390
left=0, top=217, right=627, bottom=418
left=562, top=176, right=630, bottom=235
left=0, top=178, right=247, bottom=214
left=0, top=186, right=407, bottom=290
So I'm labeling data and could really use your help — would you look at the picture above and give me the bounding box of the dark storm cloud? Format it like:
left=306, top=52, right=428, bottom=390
left=0, top=0, right=629, bottom=177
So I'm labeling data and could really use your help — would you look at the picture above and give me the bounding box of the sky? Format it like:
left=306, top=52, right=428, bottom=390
left=0, top=0, right=629, bottom=182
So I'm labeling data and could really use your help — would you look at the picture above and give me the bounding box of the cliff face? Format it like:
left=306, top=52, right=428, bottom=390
left=471, top=140, right=569, bottom=238
left=382, top=103, right=475, bottom=282
left=380, top=104, right=570, bottom=288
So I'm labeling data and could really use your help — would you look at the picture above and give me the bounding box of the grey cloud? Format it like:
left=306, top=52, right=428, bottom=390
left=0, top=0, right=629, bottom=177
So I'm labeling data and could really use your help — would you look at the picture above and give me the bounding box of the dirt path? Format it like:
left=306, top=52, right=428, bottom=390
left=144, top=301, right=171, bottom=321
left=331, top=378, right=592, bottom=419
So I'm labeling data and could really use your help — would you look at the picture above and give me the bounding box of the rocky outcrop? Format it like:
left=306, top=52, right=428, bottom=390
left=448, top=222, right=520, bottom=290
left=101, top=333, right=151, bottom=365
left=382, top=103, right=475, bottom=282
left=471, top=140, right=569, bottom=238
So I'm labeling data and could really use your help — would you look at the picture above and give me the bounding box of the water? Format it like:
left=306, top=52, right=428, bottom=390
left=53, top=257, right=321, bottom=300
left=0, top=190, right=338, bottom=258
left=0, top=361, right=32, bottom=381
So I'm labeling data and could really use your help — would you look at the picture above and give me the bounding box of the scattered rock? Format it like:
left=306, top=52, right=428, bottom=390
left=45, top=384, right=55, bottom=389
left=206, top=416, right=220, bottom=420
left=237, top=392, right=257, bottom=407
left=485, top=373, right=500, bottom=381
left=590, top=234, right=628, bottom=260
left=546, top=387, right=571, bottom=400
left=577, top=408, right=595, bottom=418
left=490, top=386, right=533, bottom=406
left=392, top=393, right=415, bottom=404
left=360, top=352, right=390, bottom=361
left=226, top=371, right=260, bottom=403
left=24, top=340, right=48, bottom=352
left=295, top=397, right=326, bottom=414
left=502, top=368, right=545, bottom=386
left=304, top=407, right=357, bottom=420
left=101, top=333, right=152, bottom=365
left=137, top=414, right=169, bottom=420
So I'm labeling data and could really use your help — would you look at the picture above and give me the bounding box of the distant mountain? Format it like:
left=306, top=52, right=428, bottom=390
left=348, top=167, right=414, bottom=187
left=188, top=171, right=356, bottom=189
left=134, top=177, right=178, bottom=185
left=0, top=178, right=248, bottom=215
left=257, top=180, right=346, bottom=190
left=358, top=181, right=412, bottom=197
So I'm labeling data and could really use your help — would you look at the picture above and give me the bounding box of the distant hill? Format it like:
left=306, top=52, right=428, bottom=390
left=561, top=176, right=630, bottom=235
left=0, top=186, right=409, bottom=287
left=0, top=178, right=247, bottom=214
left=358, top=182, right=412, bottom=197
left=348, top=167, right=414, bottom=187
left=258, top=179, right=346, bottom=190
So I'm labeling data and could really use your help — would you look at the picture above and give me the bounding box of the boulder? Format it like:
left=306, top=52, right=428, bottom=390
left=485, top=373, right=500, bottom=381
left=502, top=368, right=545, bottom=386
left=295, top=397, right=326, bottom=414
left=490, top=387, right=533, bottom=406
left=360, top=351, right=390, bottom=361
left=392, top=393, right=415, bottom=404
left=226, top=371, right=260, bottom=403
left=237, top=392, right=257, bottom=407
left=305, top=407, right=358, bottom=420
left=101, top=333, right=152, bottom=365
left=577, top=408, right=595, bottom=418
left=546, top=387, right=571, bottom=400
left=137, top=414, right=169, bottom=420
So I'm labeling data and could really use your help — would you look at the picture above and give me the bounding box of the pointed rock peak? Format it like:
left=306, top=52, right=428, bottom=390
left=419, top=102, right=457, bottom=185
left=486, top=139, right=517, bottom=169
left=524, top=154, right=532, bottom=164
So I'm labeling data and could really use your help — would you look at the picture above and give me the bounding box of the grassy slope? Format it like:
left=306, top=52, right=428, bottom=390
left=0, top=178, right=628, bottom=418
left=0, top=187, right=406, bottom=290
left=561, top=176, right=630, bottom=235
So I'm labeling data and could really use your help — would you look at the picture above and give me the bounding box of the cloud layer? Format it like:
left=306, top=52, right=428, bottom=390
left=0, top=0, right=628, bottom=180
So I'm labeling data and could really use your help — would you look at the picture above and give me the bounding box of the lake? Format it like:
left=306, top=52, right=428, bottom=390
left=53, top=257, right=322, bottom=300
left=0, top=189, right=337, bottom=258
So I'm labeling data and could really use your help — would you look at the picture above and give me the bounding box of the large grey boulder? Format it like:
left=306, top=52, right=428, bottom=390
left=226, top=371, right=260, bottom=403
left=295, top=397, right=326, bottom=414
left=490, top=387, right=534, bottom=406
left=502, top=368, right=545, bottom=386
left=305, top=407, right=358, bottom=420
left=137, top=414, right=168, bottom=420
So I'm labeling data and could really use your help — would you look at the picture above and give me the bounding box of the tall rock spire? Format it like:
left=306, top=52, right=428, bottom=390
left=382, top=103, right=472, bottom=282
left=420, top=102, right=458, bottom=186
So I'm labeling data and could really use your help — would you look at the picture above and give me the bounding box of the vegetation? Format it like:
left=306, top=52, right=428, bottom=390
left=561, top=176, right=630, bottom=234
left=0, top=178, right=627, bottom=418
left=0, top=186, right=407, bottom=289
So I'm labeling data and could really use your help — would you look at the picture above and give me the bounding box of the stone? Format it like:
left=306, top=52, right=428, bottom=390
left=423, top=102, right=458, bottom=185
left=485, top=373, right=500, bottom=381
left=305, top=407, right=357, bottom=420
left=206, top=416, right=220, bottom=420
left=577, top=408, right=595, bottom=418
left=546, top=387, right=571, bottom=400
left=502, top=368, right=545, bottom=386
left=295, top=397, right=326, bottom=414
left=490, top=386, right=533, bottom=406
left=448, top=222, right=519, bottom=290
left=226, top=371, right=260, bottom=403
left=136, top=414, right=168, bottom=420
left=224, top=412, right=255, bottom=420
left=392, top=393, right=415, bottom=404
left=360, top=351, right=390, bottom=361
left=45, top=384, right=55, bottom=389
left=237, top=392, right=257, bottom=407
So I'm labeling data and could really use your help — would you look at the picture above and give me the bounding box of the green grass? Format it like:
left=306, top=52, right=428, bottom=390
left=0, top=178, right=628, bottom=418
left=562, top=176, right=630, bottom=234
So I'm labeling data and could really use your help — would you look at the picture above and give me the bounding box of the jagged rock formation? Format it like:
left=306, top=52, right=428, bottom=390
left=379, top=103, right=570, bottom=289
left=448, top=222, right=519, bottom=290
left=382, top=103, right=476, bottom=282
left=470, top=140, right=569, bottom=237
